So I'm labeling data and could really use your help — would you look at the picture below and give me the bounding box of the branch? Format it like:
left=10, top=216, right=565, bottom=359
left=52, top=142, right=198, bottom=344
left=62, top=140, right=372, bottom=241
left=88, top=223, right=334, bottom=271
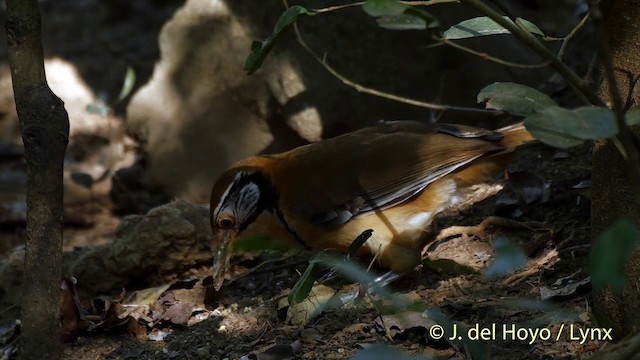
left=557, top=11, right=590, bottom=61
left=311, top=0, right=459, bottom=13
left=292, top=24, right=503, bottom=116
left=437, top=36, right=551, bottom=69
left=461, top=0, right=601, bottom=106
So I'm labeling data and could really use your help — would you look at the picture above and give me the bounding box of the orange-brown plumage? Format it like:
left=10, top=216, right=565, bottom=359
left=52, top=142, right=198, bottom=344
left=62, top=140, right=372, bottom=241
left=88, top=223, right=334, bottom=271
left=209, top=121, right=534, bottom=289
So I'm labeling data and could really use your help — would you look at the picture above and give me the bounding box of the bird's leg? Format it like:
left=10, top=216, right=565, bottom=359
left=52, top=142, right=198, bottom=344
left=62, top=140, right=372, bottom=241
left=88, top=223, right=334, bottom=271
left=434, top=216, right=550, bottom=242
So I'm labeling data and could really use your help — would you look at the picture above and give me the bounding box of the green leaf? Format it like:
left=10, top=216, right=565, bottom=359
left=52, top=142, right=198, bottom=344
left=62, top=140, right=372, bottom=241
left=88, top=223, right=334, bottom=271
left=85, top=101, right=110, bottom=116
left=363, top=0, right=407, bottom=17
left=288, top=261, right=319, bottom=305
left=525, top=106, right=618, bottom=148
left=589, top=220, right=639, bottom=291
left=377, top=13, right=428, bottom=30
left=626, top=109, right=640, bottom=126
left=444, top=16, right=545, bottom=39
left=347, top=229, right=373, bottom=256
left=365, top=1, right=438, bottom=31
left=285, top=284, right=336, bottom=325
left=478, top=82, right=556, bottom=115
left=318, top=255, right=399, bottom=303
left=244, top=6, right=309, bottom=74
left=116, top=66, right=136, bottom=104
left=406, top=7, right=438, bottom=26
left=483, top=237, right=527, bottom=278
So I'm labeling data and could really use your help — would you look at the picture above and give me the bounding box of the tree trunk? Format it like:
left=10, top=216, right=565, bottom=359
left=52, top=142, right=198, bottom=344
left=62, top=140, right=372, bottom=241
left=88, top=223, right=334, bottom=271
left=592, top=0, right=640, bottom=337
left=5, top=1, right=70, bottom=358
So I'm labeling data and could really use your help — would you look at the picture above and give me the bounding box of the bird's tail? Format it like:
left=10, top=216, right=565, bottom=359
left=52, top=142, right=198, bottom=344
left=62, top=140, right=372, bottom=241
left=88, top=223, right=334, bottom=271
left=497, top=122, right=536, bottom=150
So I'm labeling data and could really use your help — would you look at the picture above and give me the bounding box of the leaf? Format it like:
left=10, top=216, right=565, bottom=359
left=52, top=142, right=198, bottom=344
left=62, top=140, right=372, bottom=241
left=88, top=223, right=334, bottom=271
left=352, top=345, right=429, bottom=360
left=123, top=284, right=171, bottom=306
left=506, top=170, right=551, bottom=205
left=540, top=271, right=591, bottom=301
left=483, top=237, right=527, bottom=278
left=70, top=172, right=94, bottom=189
left=374, top=311, right=438, bottom=339
left=362, top=0, right=407, bottom=17
left=477, top=82, right=556, bottom=115
left=626, top=109, right=640, bottom=126
left=285, top=284, right=336, bottom=325
left=245, top=340, right=302, bottom=360
left=365, top=1, right=438, bottom=31
left=525, top=106, right=618, bottom=148
left=244, top=6, right=309, bottom=74
left=589, top=220, right=639, bottom=291
left=377, top=14, right=428, bottom=30
left=405, top=8, right=439, bottom=28
left=347, top=229, right=373, bottom=256
left=288, top=261, right=319, bottom=305
left=116, top=66, right=136, bottom=103
left=85, top=101, right=110, bottom=116
left=444, top=16, right=545, bottom=39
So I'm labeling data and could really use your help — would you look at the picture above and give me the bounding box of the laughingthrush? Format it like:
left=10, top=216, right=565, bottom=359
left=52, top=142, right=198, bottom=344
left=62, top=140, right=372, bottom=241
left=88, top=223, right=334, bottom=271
left=209, top=121, right=534, bottom=289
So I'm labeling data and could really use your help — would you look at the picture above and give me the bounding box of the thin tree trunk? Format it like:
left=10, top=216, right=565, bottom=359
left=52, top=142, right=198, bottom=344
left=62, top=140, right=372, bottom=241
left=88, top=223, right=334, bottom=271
left=592, top=0, right=640, bottom=336
left=5, top=1, right=69, bottom=358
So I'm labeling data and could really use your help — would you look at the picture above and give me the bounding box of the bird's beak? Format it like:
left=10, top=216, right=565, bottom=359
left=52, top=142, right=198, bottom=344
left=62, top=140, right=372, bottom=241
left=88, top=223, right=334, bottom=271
left=212, top=230, right=236, bottom=291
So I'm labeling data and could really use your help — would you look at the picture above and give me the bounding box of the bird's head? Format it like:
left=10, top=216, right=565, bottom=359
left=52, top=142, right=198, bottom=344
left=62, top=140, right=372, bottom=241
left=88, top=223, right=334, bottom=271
left=209, top=168, right=276, bottom=290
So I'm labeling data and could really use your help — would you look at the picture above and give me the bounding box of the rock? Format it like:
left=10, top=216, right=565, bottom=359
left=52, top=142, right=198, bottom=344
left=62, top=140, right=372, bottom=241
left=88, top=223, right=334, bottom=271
left=64, top=199, right=212, bottom=295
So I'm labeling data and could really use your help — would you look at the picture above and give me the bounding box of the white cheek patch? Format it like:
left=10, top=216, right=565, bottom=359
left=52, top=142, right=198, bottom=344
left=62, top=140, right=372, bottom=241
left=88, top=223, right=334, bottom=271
left=237, top=182, right=260, bottom=215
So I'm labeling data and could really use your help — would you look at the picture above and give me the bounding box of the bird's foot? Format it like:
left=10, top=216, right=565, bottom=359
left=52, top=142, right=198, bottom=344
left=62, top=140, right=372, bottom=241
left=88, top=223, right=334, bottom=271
left=434, top=216, right=550, bottom=242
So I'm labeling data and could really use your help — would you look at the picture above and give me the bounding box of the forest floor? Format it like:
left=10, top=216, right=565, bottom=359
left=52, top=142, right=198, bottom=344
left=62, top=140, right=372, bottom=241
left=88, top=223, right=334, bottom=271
left=0, top=1, right=607, bottom=359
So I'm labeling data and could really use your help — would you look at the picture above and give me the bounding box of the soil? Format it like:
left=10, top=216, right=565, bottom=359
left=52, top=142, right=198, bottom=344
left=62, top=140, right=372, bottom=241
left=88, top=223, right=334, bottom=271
left=0, top=1, right=605, bottom=359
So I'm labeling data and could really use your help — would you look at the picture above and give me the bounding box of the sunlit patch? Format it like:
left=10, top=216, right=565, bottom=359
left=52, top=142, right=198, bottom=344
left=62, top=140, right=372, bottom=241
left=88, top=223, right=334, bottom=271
left=44, top=58, right=113, bottom=136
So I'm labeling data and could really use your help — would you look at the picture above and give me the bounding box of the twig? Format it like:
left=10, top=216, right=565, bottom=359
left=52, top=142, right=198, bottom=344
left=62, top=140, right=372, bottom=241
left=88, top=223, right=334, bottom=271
left=0, top=304, right=18, bottom=318
left=502, top=249, right=559, bottom=286
left=461, top=0, right=601, bottom=106
left=311, top=2, right=363, bottom=14
left=311, top=0, right=459, bottom=14
left=401, top=0, right=460, bottom=5
left=292, top=24, right=503, bottom=116
left=590, top=2, right=640, bottom=204
left=558, top=11, right=591, bottom=61
left=437, top=36, right=551, bottom=69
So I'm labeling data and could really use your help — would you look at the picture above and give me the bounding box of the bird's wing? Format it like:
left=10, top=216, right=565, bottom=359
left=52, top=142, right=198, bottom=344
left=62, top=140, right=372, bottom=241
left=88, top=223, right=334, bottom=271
left=272, top=121, right=505, bottom=226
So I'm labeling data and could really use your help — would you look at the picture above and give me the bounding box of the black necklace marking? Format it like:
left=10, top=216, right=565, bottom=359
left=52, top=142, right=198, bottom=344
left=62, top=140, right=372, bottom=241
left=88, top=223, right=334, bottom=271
left=273, top=205, right=311, bottom=250
left=227, top=171, right=310, bottom=250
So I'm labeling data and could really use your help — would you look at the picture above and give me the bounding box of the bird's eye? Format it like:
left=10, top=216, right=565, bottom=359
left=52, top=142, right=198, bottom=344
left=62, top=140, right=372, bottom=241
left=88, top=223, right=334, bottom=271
left=218, top=216, right=236, bottom=230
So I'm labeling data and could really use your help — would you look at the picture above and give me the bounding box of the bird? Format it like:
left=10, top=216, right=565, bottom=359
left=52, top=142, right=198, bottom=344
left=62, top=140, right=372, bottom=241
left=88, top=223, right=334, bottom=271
left=209, top=120, right=535, bottom=290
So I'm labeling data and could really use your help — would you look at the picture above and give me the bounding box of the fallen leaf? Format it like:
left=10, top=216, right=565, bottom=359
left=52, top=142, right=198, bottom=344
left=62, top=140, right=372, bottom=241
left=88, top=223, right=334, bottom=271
left=374, top=311, right=436, bottom=339
left=540, top=270, right=591, bottom=300
left=162, top=302, right=195, bottom=326
left=242, top=339, right=302, bottom=360
left=506, top=170, right=550, bottom=205
left=285, top=284, right=336, bottom=326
